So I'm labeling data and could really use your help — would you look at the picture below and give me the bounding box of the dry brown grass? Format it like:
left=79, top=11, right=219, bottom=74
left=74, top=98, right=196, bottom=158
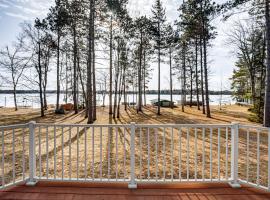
left=0, top=105, right=267, bottom=188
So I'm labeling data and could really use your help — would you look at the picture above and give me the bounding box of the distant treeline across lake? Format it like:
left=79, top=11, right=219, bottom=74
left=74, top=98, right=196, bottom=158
left=0, top=90, right=233, bottom=95
left=0, top=93, right=235, bottom=108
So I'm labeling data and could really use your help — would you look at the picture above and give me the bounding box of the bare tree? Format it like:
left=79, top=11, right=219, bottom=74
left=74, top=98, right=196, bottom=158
left=0, top=34, right=31, bottom=111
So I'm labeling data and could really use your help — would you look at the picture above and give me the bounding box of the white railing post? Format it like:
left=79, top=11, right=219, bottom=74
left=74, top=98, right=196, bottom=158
left=128, top=122, right=137, bottom=189
left=27, top=121, right=37, bottom=186
left=230, top=122, right=241, bottom=188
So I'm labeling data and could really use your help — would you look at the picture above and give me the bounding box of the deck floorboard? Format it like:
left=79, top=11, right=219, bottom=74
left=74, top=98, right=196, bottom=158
left=1, top=182, right=270, bottom=200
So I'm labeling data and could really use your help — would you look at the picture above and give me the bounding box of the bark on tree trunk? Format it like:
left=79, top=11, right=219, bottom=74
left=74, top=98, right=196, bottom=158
left=200, top=35, right=205, bottom=114
left=38, top=41, right=44, bottom=117
left=264, top=0, right=270, bottom=127
left=195, top=38, right=200, bottom=110
left=137, top=30, right=143, bottom=113
left=109, top=15, right=113, bottom=115
left=56, top=31, right=61, bottom=110
left=157, top=23, right=161, bottom=115
left=181, top=42, right=186, bottom=112
left=169, top=47, right=173, bottom=109
left=13, top=87, right=18, bottom=111
left=203, top=30, right=211, bottom=118
left=87, top=0, right=93, bottom=124
left=73, top=25, right=78, bottom=114
left=143, top=49, right=147, bottom=107
left=92, top=0, right=97, bottom=121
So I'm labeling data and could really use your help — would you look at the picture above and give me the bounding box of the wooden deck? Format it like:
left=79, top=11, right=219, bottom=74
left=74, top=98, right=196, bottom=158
left=1, top=182, right=270, bottom=200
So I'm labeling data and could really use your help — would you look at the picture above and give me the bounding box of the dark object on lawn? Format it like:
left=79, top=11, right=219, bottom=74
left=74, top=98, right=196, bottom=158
left=61, top=103, right=74, bottom=111
left=55, top=108, right=65, bottom=114
left=151, top=99, right=175, bottom=107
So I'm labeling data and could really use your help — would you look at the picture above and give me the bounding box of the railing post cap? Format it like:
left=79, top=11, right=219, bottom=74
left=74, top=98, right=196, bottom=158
left=130, top=122, right=136, bottom=125
left=29, top=121, right=36, bottom=125
left=231, top=122, right=240, bottom=126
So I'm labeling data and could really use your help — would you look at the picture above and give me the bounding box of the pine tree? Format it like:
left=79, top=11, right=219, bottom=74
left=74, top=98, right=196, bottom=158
left=151, top=0, right=167, bottom=115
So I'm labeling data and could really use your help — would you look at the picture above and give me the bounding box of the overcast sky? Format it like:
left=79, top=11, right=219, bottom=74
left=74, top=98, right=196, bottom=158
left=0, top=0, right=246, bottom=91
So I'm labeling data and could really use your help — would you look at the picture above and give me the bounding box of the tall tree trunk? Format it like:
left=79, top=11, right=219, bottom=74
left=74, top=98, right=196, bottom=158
left=38, top=41, right=44, bottom=117
left=264, top=0, right=270, bottom=127
left=200, top=1, right=206, bottom=115
left=65, top=52, right=68, bottom=104
left=157, top=22, right=161, bottom=115
left=137, top=30, right=143, bottom=113
left=113, top=40, right=120, bottom=118
left=92, top=0, right=97, bottom=121
left=56, top=31, right=61, bottom=110
left=109, top=15, right=113, bottom=115
left=78, top=52, right=86, bottom=107
left=181, top=42, right=186, bottom=112
left=117, top=65, right=124, bottom=118
left=203, top=26, right=211, bottom=118
left=200, top=35, right=205, bottom=114
left=13, top=86, right=18, bottom=111
left=195, top=38, right=200, bottom=110
left=169, top=47, right=173, bottom=109
left=73, top=25, right=78, bottom=114
left=143, top=49, right=147, bottom=106
left=87, top=0, right=93, bottom=124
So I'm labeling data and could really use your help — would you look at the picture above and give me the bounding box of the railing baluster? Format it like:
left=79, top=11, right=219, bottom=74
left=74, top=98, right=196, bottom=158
left=139, top=128, right=142, bottom=181
left=124, top=128, right=126, bottom=181
left=69, top=126, right=71, bottom=180
left=129, top=122, right=137, bottom=189
left=187, top=128, right=189, bottom=181
left=77, top=127, right=79, bottom=180
left=46, top=126, right=49, bottom=179
left=39, top=126, right=41, bottom=178
left=225, top=127, right=228, bottom=180
left=92, top=127, right=94, bottom=179
left=195, top=128, right=198, bottom=181
left=22, top=128, right=25, bottom=181
left=147, top=128, right=150, bottom=180
left=179, top=128, right=182, bottom=181
left=210, top=128, right=213, bottom=181
left=12, top=129, right=15, bottom=183
left=2, top=129, right=5, bottom=187
left=108, top=127, right=111, bottom=180
left=257, top=130, right=260, bottom=186
left=246, top=129, right=250, bottom=183
left=171, top=127, right=174, bottom=181
left=163, top=127, right=166, bottom=181
left=84, top=127, right=87, bottom=179
left=155, top=128, right=158, bottom=181
left=61, top=127, right=64, bottom=180
left=28, top=121, right=36, bottom=185
left=231, top=122, right=240, bottom=187
left=218, top=128, right=221, bottom=181
left=116, top=127, right=118, bottom=180
left=54, top=125, right=57, bottom=179
left=202, top=128, right=205, bottom=181
left=100, top=127, right=102, bottom=180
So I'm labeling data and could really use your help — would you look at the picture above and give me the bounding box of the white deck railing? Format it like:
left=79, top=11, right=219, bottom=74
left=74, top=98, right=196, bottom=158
left=0, top=122, right=269, bottom=190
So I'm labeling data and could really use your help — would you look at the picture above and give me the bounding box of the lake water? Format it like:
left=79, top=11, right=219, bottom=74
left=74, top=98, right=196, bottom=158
left=0, top=93, right=236, bottom=108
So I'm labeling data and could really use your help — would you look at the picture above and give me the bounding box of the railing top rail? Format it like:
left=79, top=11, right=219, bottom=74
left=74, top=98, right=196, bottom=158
left=35, top=123, right=131, bottom=128
left=239, top=125, right=270, bottom=132
left=135, top=124, right=232, bottom=128
left=0, top=123, right=29, bottom=129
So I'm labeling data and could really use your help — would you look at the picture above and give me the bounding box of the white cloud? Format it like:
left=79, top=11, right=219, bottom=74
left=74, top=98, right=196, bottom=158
left=0, top=2, right=9, bottom=8
left=5, top=12, right=30, bottom=20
